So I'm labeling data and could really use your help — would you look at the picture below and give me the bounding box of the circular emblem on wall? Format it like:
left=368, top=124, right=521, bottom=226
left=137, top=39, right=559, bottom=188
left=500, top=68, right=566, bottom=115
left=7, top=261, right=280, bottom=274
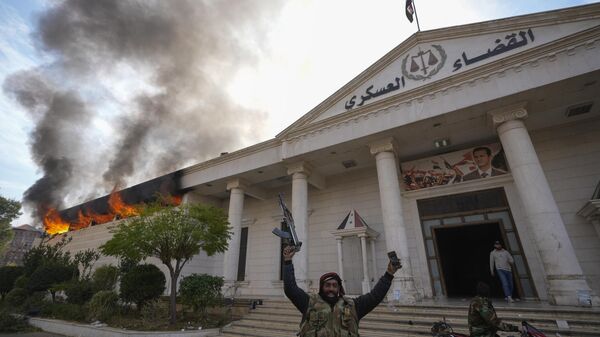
left=401, top=44, right=447, bottom=81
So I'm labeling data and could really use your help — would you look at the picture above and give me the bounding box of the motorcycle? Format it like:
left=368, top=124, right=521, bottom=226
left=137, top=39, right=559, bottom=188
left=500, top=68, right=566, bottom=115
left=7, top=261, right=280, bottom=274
left=430, top=320, right=547, bottom=337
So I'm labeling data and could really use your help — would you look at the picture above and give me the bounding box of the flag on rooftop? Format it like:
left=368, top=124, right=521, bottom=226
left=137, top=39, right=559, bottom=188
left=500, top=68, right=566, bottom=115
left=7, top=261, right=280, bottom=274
left=405, top=0, right=415, bottom=23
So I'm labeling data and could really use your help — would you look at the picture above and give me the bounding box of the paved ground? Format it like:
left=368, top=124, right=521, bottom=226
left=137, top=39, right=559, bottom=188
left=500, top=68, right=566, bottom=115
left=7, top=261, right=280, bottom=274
left=0, top=333, right=64, bottom=337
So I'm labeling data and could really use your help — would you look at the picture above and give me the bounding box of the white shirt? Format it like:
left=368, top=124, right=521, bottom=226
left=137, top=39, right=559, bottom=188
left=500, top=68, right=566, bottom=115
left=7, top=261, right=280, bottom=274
left=478, top=167, right=493, bottom=178
left=490, top=249, right=514, bottom=273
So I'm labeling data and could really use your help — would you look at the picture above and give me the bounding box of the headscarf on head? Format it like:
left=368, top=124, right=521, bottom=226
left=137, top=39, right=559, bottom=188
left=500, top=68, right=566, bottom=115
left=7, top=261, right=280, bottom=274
left=319, top=272, right=345, bottom=297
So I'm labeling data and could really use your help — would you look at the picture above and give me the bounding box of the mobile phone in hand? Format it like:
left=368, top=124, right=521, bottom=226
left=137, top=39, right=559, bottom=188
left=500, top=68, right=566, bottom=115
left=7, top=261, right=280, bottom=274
left=387, top=251, right=402, bottom=268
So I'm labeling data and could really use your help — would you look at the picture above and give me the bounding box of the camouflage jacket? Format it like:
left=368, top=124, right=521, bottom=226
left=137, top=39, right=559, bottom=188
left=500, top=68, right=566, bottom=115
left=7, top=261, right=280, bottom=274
left=468, top=296, right=518, bottom=337
left=298, top=293, right=359, bottom=337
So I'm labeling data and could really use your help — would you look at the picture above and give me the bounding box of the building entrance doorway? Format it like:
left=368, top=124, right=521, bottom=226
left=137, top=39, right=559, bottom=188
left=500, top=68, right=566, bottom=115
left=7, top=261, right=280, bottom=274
left=434, top=222, right=512, bottom=298
left=418, top=188, right=537, bottom=299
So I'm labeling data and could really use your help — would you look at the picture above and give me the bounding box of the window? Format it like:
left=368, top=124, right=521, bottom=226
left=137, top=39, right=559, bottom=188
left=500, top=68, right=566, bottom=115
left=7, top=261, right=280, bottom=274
left=237, top=227, right=248, bottom=281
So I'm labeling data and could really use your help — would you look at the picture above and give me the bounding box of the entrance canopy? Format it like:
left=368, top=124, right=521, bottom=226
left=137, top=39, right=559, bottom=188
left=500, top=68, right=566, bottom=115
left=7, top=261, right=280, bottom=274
left=331, top=210, right=379, bottom=294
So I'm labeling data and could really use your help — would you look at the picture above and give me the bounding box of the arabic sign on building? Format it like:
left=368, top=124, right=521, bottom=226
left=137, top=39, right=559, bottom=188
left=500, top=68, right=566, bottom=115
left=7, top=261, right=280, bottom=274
left=401, top=143, right=508, bottom=191
left=312, top=19, right=599, bottom=123
left=344, top=28, right=536, bottom=112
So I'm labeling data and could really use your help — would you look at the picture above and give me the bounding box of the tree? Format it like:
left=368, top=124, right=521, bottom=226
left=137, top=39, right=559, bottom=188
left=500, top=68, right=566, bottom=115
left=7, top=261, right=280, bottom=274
left=22, top=236, right=79, bottom=302
left=23, top=235, right=72, bottom=276
left=101, top=202, right=231, bottom=324
left=73, top=249, right=100, bottom=280
left=0, top=266, right=24, bottom=299
left=0, top=194, right=21, bottom=253
left=27, top=262, right=78, bottom=302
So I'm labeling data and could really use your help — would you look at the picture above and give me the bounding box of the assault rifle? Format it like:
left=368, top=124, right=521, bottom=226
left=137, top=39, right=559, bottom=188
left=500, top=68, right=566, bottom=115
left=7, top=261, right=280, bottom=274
left=272, top=193, right=302, bottom=252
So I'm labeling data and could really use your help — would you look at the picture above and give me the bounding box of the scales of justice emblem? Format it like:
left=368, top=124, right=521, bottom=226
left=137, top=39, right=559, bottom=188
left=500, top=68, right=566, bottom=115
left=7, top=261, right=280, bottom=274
left=401, top=44, right=447, bottom=81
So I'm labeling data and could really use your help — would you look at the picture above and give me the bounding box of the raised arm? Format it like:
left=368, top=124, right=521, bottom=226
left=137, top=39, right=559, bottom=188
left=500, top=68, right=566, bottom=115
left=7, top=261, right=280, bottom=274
left=354, top=259, right=400, bottom=320
left=282, top=245, right=309, bottom=314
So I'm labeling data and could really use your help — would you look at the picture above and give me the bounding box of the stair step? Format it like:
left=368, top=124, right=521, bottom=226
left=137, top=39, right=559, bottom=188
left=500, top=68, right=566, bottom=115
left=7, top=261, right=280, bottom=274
left=218, top=298, right=600, bottom=337
left=252, top=305, right=600, bottom=323
left=231, top=316, right=600, bottom=336
left=244, top=312, right=600, bottom=330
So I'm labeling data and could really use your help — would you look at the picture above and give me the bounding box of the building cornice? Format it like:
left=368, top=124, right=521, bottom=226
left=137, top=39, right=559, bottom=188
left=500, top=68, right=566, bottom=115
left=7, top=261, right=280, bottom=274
left=281, top=26, right=600, bottom=143
left=277, top=3, right=600, bottom=139
left=181, top=138, right=281, bottom=175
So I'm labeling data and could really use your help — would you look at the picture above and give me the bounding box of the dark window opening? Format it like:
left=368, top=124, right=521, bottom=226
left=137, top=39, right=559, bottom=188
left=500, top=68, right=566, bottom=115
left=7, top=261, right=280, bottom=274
left=237, top=227, right=248, bottom=281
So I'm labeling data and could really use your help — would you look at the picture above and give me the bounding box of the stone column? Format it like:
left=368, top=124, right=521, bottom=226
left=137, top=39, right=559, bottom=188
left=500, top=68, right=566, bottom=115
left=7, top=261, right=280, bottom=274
left=490, top=103, right=594, bottom=306
left=287, top=162, right=311, bottom=290
left=336, top=237, right=345, bottom=289
left=369, top=137, right=418, bottom=303
left=223, top=179, right=246, bottom=288
left=359, top=234, right=370, bottom=294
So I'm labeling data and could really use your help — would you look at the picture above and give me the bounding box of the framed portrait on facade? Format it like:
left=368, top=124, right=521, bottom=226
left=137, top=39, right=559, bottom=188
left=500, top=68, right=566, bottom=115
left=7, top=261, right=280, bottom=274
left=401, top=143, right=508, bottom=191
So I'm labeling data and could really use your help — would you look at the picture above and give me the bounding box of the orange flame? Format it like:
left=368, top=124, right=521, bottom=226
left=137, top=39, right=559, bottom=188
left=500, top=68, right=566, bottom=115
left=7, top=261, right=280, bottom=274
left=166, top=194, right=182, bottom=206
left=86, top=207, right=116, bottom=224
left=42, top=190, right=182, bottom=234
left=43, top=208, right=70, bottom=235
left=73, top=209, right=93, bottom=231
left=108, top=190, right=140, bottom=218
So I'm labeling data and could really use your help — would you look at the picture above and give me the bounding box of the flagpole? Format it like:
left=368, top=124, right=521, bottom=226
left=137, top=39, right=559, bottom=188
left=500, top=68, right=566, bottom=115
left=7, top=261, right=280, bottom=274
left=412, top=0, right=421, bottom=32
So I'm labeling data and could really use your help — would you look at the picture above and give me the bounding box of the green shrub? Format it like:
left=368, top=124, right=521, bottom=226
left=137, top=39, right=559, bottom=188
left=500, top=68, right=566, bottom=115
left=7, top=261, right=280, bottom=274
left=92, top=265, right=119, bottom=292
left=22, top=292, right=49, bottom=314
left=64, top=280, right=93, bottom=305
left=118, top=257, right=138, bottom=274
left=44, top=303, right=86, bottom=322
left=87, top=290, right=119, bottom=321
left=120, top=264, right=165, bottom=310
left=5, top=288, right=27, bottom=308
left=0, top=266, right=24, bottom=299
left=27, top=262, right=77, bottom=302
left=0, top=310, right=29, bottom=333
left=179, top=274, right=223, bottom=315
left=22, top=236, right=72, bottom=276
left=140, top=299, right=168, bottom=323
left=13, top=275, right=28, bottom=289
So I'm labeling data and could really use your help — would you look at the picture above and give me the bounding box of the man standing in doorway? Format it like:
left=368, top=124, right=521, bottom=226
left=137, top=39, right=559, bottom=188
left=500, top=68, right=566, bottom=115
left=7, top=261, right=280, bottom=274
left=463, top=147, right=506, bottom=181
left=489, top=241, right=516, bottom=302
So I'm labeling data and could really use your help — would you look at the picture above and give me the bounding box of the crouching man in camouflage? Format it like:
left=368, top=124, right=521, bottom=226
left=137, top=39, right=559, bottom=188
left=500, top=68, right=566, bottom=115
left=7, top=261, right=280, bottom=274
left=282, top=245, right=400, bottom=337
left=469, top=282, right=521, bottom=337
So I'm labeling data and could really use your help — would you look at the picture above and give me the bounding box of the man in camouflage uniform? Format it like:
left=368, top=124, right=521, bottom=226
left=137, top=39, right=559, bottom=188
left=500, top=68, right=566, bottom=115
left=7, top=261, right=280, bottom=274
left=282, top=245, right=400, bottom=337
left=468, top=282, right=520, bottom=337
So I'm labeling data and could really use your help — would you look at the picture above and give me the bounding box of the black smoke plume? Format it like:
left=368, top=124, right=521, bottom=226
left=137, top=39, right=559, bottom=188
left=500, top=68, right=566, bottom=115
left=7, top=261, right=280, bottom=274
left=3, top=71, right=91, bottom=219
left=3, top=0, right=281, bottom=222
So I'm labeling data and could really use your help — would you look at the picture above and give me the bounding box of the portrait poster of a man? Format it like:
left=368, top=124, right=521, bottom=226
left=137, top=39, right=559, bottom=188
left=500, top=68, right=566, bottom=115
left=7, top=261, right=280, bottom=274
left=401, top=143, right=508, bottom=191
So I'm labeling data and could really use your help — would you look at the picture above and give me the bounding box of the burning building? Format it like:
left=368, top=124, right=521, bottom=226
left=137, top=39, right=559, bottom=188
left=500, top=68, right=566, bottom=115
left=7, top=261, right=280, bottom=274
left=42, top=173, right=182, bottom=235
left=41, top=4, right=600, bottom=306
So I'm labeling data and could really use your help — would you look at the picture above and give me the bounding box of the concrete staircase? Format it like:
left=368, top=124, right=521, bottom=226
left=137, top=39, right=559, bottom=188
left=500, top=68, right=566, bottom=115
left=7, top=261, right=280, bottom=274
left=220, top=298, right=600, bottom=337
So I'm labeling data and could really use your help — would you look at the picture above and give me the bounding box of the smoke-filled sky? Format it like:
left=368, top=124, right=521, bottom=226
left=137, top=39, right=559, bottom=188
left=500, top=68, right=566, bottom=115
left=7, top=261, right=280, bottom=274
left=1, top=0, right=597, bottom=226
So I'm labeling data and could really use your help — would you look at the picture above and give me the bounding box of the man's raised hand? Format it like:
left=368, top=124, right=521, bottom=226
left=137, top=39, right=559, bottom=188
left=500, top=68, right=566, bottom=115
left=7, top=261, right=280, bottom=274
left=283, top=245, right=296, bottom=261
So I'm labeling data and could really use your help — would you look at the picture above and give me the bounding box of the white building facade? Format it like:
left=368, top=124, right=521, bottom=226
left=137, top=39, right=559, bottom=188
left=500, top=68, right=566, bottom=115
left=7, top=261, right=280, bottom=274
left=61, top=4, right=600, bottom=306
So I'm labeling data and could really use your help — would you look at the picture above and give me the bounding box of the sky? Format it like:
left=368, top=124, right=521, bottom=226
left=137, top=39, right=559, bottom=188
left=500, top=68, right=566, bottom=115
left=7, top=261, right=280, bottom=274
left=0, top=0, right=597, bottom=227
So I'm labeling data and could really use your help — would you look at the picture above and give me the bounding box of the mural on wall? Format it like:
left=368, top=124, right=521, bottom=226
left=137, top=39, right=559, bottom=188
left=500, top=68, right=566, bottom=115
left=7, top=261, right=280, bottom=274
left=401, top=143, right=508, bottom=191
